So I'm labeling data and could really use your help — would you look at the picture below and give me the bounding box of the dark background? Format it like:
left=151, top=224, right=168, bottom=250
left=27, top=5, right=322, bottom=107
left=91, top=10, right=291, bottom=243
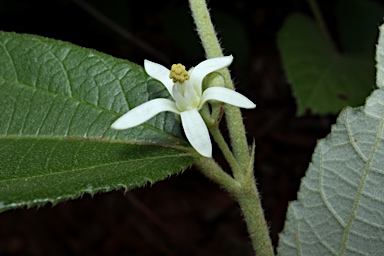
left=0, top=0, right=346, bottom=255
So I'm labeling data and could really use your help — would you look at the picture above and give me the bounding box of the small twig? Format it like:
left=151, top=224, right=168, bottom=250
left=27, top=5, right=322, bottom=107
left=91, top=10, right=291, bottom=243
left=307, top=0, right=337, bottom=51
left=70, top=0, right=169, bottom=63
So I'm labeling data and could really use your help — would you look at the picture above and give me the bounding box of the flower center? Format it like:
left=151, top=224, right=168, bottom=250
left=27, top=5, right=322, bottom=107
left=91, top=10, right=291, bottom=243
left=169, top=63, right=190, bottom=84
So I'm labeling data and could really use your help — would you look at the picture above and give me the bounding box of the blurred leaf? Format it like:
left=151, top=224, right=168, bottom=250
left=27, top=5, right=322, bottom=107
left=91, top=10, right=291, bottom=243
left=278, top=13, right=374, bottom=115
left=336, top=0, right=384, bottom=55
left=0, top=31, right=194, bottom=212
left=277, top=22, right=384, bottom=256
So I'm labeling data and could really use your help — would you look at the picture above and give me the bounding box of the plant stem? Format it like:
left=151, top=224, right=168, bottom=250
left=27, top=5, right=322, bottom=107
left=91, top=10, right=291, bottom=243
left=306, top=0, right=337, bottom=51
left=208, top=125, right=244, bottom=181
left=195, top=157, right=240, bottom=196
left=189, top=0, right=274, bottom=255
left=188, top=0, right=250, bottom=165
left=236, top=175, right=274, bottom=256
left=237, top=144, right=274, bottom=256
left=196, top=154, right=274, bottom=256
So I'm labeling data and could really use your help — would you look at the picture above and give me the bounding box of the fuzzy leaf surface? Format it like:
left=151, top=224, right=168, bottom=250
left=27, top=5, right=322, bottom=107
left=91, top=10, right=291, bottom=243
left=0, top=31, right=194, bottom=212
left=277, top=23, right=384, bottom=255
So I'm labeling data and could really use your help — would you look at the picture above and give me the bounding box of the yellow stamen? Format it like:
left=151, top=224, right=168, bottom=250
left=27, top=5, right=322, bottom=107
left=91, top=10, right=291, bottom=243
left=169, top=63, right=189, bottom=84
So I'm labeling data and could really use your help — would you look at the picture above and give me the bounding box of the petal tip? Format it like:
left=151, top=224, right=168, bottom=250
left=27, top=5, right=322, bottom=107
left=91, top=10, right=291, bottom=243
left=203, top=152, right=213, bottom=158
left=110, top=121, right=127, bottom=130
left=195, top=147, right=212, bottom=158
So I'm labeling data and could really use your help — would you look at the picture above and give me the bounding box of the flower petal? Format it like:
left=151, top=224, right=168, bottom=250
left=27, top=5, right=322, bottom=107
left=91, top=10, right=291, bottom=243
left=189, top=55, right=234, bottom=95
left=111, top=99, right=179, bottom=130
left=199, top=87, right=256, bottom=109
left=183, top=88, right=200, bottom=109
left=180, top=109, right=212, bottom=157
left=144, top=60, right=174, bottom=96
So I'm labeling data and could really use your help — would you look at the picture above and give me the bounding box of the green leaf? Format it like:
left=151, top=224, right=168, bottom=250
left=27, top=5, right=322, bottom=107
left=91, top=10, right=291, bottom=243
left=278, top=13, right=375, bottom=115
left=0, top=31, right=194, bottom=212
left=277, top=23, right=384, bottom=255
left=336, top=0, right=384, bottom=55
left=0, top=138, right=192, bottom=212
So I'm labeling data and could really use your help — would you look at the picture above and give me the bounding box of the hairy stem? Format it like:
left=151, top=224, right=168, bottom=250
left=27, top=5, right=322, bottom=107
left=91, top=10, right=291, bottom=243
left=236, top=176, right=274, bottom=256
left=195, top=153, right=274, bottom=256
left=208, top=125, right=244, bottom=181
left=195, top=157, right=240, bottom=196
left=236, top=145, right=274, bottom=256
left=189, top=0, right=274, bottom=255
left=188, top=0, right=250, bottom=165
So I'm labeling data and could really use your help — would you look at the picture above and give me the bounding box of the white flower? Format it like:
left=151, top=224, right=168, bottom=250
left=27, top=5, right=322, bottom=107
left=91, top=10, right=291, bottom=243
left=111, top=55, right=255, bottom=158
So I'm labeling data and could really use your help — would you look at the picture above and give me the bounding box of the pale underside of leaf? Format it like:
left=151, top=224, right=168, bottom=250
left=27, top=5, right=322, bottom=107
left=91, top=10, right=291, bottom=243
left=278, top=87, right=384, bottom=255
left=278, top=23, right=384, bottom=255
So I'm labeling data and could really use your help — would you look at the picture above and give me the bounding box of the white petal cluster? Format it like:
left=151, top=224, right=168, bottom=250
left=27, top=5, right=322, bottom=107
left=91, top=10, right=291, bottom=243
left=111, top=56, right=255, bottom=157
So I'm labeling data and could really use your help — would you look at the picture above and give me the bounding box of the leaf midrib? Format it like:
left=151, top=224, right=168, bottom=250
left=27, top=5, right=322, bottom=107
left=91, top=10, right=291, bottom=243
left=0, top=148, right=191, bottom=183
left=1, top=76, right=182, bottom=140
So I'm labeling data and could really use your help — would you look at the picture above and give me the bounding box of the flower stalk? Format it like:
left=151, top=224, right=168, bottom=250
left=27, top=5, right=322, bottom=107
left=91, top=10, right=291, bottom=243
left=207, top=124, right=244, bottom=181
